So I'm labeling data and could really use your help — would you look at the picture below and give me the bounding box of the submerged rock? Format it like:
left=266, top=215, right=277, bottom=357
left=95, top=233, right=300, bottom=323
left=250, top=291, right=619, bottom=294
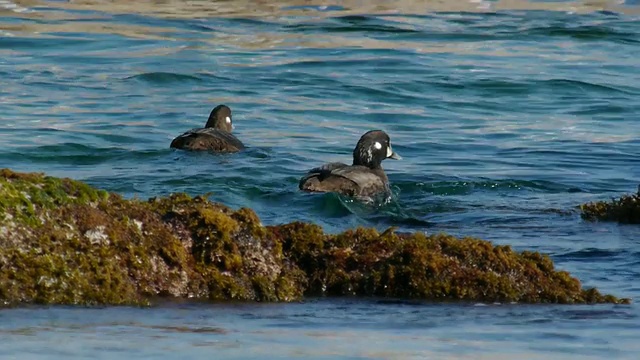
left=580, top=188, right=640, bottom=224
left=0, top=169, right=629, bottom=306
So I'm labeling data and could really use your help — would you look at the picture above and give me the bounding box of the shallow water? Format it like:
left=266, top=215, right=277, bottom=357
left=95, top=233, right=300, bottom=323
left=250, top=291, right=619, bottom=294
left=1, top=0, right=640, bottom=358
left=1, top=299, right=639, bottom=360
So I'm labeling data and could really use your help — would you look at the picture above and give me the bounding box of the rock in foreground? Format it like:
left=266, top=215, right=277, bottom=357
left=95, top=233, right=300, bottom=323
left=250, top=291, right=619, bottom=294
left=580, top=188, right=640, bottom=224
left=0, top=169, right=628, bottom=306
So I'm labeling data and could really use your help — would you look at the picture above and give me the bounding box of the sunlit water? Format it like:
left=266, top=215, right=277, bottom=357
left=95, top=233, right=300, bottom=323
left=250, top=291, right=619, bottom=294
left=1, top=0, right=640, bottom=358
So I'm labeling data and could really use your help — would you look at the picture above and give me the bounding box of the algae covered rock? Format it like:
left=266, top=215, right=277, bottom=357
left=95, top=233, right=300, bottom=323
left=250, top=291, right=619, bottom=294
left=580, top=188, right=640, bottom=224
left=0, top=168, right=629, bottom=306
left=271, top=223, right=624, bottom=304
left=0, top=169, right=305, bottom=306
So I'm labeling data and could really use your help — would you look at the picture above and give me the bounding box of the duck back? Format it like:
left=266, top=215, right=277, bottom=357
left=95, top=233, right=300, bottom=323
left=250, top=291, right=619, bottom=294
left=299, top=162, right=388, bottom=198
left=170, top=128, right=245, bottom=152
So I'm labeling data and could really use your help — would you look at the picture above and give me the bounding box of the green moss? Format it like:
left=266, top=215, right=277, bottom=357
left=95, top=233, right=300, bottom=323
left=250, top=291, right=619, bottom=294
left=0, top=169, right=109, bottom=228
left=580, top=189, right=640, bottom=224
left=271, top=226, right=629, bottom=304
left=0, top=168, right=630, bottom=306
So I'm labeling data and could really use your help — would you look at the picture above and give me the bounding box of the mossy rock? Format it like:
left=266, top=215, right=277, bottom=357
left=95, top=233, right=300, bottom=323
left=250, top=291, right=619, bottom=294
left=0, top=168, right=630, bottom=306
left=271, top=223, right=625, bottom=304
left=580, top=188, right=640, bottom=224
left=0, top=169, right=305, bottom=306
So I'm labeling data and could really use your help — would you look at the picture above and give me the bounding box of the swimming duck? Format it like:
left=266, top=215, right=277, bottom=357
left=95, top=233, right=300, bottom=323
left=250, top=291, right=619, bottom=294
left=299, top=130, right=401, bottom=199
left=170, top=104, right=244, bottom=152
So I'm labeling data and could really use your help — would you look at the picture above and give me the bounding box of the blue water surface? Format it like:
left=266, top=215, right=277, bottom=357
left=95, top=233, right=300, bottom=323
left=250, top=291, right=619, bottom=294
left=1, top=0, right=639, bottom=358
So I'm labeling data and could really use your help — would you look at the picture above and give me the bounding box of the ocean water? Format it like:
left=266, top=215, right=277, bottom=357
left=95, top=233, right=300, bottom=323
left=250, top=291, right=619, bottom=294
left=1, top=0, right=640, bottom=358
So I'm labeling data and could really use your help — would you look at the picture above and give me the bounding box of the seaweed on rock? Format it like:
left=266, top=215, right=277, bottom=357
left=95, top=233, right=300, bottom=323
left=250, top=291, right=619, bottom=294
left=580, top=188, right=640, bottom=224
left=0, top=169, right=629, bottom=306
left=271, top=223, right=624, bottom=304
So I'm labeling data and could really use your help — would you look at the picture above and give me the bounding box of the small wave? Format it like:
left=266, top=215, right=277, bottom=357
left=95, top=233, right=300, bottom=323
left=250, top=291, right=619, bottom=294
left=523, top=24, right=639, bottom=44
left=457, top=78, right=532, bottom=94
left=284, top=15, right=420, bottom=34
left=435, top=77, right=637, bottom=96
left=281, top=5, right=346, bottom=12
left=343, top=84, right=426, bottom=103
left=307, top=193, right=363, bottom=218
left=541, top=79, right=638, bottom=95
left=338, top=191, right=434, bottom=228
left=1, top=144, right=169, bottom=165
left=367, top=213, right=434, bottom=228
left=142, top=325, right=227, bottom=334
left=556, top=248, right=622, bottom=261
left=395, top=178, right=575, bottom=196
left=125, top=72, right=205, bottom=84
left=555, top=308, right=634, bottom=321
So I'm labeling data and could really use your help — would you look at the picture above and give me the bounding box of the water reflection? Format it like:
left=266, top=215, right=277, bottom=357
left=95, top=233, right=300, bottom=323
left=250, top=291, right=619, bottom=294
left=7, top=0, right=640, bottom=17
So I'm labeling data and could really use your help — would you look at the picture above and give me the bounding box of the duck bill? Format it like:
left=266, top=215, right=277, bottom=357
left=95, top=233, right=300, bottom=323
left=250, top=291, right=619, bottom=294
left=389, top=152, right=402, bottom=160
left=386, top=145, right=402, bottom=160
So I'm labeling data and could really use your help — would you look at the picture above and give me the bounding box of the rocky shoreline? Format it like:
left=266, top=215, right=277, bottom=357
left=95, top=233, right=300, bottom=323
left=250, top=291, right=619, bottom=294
left=0, top=169, right=630, bottom=306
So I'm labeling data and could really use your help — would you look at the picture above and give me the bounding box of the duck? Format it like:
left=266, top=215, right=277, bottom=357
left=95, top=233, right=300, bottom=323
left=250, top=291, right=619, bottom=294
left=299, top=130, right=401, bottom=199
left=170, top=104, right=245, bottom=152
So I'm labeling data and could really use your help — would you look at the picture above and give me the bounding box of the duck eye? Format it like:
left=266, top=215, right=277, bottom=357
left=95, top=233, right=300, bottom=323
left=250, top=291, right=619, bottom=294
left=374, top=141, right=382, bottom=150
left=225, top=116, right=231, bottom=123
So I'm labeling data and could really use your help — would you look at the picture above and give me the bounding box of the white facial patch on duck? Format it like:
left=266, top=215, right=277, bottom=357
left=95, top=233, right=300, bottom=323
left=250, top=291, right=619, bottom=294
left=225, top=116, right=231, bottom=124
left=374, top=142, right=382, bottom=150
left=386, top=145, right=393, bottom=158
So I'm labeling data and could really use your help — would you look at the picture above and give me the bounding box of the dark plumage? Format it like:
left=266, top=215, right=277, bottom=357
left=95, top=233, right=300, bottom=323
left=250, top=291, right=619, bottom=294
left=299, top=130, right=402, bottom=199
left=170, top=105, right=245, bottom=152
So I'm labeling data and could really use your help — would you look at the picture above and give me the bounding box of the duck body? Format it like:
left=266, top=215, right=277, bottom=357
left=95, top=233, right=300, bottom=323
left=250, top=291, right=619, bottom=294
left=170, top=127, right=244, bottom=152
left=299, top=162, right=389, bottom=198
left=170, top=104, right=245, bottom=153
